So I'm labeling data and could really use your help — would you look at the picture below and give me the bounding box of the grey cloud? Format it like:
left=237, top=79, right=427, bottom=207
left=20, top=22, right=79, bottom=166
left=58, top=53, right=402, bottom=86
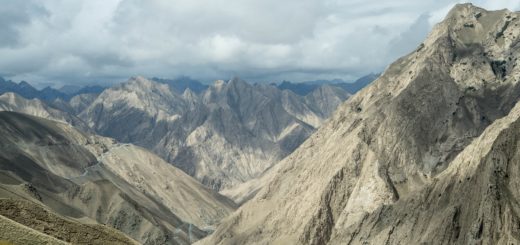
left=0, top=1, right=47, bottom=47
left=112, top=0, right=326, bottom=44
left=386, top=13, right=431, bottom=59
left=0, top=0, right=518, bottom=86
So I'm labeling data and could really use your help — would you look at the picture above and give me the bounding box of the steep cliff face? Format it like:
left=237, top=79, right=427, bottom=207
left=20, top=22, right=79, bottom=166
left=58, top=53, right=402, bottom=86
left=333, top=100, right=520, bottom=244
left=79, top=76, right=349, bottom=192
left=200, top=4, right=520, bottom=244
left=0, top=111, right=235, bottom=244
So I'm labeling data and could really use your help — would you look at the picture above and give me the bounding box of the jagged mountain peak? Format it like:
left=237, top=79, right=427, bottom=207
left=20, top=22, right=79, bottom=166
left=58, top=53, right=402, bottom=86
left=227, top=76, right=247, bottom=87
left=0, top=78, right=105, bottom=102
left=125, top=75, right=169, bottom=90
left=18, top=81, right=34, bottom=88
left=213, top=79, right=227, bottom=91
left=100, top=76, right=183, bottom=107
left=335, top=3, right=520, bottom=178
left=128, top=75, right=148, bottom=82
left=209, top=77, right=251, bottom=95
left=444, top=2, right=513, bottom=22
left=353, top=2, right=520, bottom=116
left=182, top=87, right=198, bottom=99
left=423, top=2, right=518, bottom=61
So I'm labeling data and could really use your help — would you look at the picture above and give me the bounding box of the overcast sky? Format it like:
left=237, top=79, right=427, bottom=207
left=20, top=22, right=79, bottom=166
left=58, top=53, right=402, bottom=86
left=1, top=0, right=519, bottom=86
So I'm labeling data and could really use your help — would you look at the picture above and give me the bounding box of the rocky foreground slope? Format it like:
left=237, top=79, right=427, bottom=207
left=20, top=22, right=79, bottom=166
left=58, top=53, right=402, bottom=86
left=79, top=77, right=350, bottom=192
left=0, top=111, right=235, bottom=244
left=0, top=199, right=138, bottom=244
left=200, top=4, right=520, bottom=244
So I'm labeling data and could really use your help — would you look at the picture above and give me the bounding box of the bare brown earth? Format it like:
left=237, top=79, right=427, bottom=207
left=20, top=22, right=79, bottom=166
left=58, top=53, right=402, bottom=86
left=0, top=214, right=67, bottom=245
left=0, top=198, right=137, bottom=244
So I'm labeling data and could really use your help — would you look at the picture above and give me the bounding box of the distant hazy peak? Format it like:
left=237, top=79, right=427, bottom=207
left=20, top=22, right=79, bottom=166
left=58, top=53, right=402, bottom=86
left=151, top=76, right=209, bottom=94
left=127, top=75, right=154, bottom=86
left=18, top=81, right=34, bottom=88
left=182, top=87, right=196, bottom=97
left=182, top=88, right=200, bottom=104
left=228, top=76, right=243, bottom=85
left=213, top=79, right=226, bottom=91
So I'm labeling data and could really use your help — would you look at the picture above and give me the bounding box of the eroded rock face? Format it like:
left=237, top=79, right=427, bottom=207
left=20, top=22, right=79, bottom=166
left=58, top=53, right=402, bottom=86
left=200, top=4, right=520, bottom=244
left=79, top=76, right=350, bottom=192
left=332, top=102, right=520, bottom=244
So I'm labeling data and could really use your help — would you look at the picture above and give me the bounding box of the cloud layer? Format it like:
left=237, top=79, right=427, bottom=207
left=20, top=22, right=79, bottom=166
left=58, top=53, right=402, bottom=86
left=0, top=0, right=518, bottom=86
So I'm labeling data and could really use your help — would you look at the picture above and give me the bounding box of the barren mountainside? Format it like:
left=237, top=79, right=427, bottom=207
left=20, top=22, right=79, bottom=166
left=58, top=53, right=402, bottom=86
left=8, top=1, right=520, bottom=245
left=4, top=3, right=517, bottom=245
left=79, top=77, right=350, bottom=192
left=0, top=111, right=235, bottom=244
left=200, top=4, right=520, bottom=244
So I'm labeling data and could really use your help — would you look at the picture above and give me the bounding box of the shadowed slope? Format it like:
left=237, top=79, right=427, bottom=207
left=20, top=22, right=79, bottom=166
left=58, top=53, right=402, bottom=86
left=0, top=112, right=235, bottom=244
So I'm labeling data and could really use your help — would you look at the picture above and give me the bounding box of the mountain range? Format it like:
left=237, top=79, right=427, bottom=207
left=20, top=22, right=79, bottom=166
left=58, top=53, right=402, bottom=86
left=277, top=73, right=379, bottom=96
left=0, top=74, right=360, bottom=196
left=78, top=77, right=351, bottom=192
left=1, top=3, right=515, bottom=245
left=0, top=72, right=360, bottom=243
left=200, top=4, right=520, bottom=244
left=0, top=77, right=106, bottom=102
